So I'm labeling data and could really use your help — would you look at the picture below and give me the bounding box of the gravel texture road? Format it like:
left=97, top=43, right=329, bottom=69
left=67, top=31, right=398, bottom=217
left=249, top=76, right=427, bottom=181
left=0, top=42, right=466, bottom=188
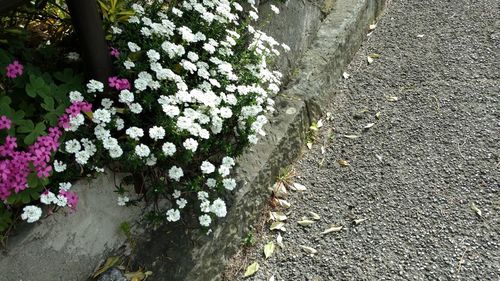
left=229, top=0, right=500, bottom=280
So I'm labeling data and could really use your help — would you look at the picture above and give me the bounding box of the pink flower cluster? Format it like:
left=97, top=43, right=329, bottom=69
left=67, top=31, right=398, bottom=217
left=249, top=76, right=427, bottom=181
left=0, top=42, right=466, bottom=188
left=5, top=60, right=24, bottom=78
left=58, top=101, right=93, bottom=129
left=0, top=116, right=61, bottom=200
left=108, top=76, right=131, bottom=91
left=59, top=190, right=79, bottom=208
left=110, top=47, right=120, bottom=58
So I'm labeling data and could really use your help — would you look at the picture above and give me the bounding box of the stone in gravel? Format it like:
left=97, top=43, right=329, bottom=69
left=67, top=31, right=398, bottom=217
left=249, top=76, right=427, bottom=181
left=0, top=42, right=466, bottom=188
left=97, top=268, right=126, bottom=281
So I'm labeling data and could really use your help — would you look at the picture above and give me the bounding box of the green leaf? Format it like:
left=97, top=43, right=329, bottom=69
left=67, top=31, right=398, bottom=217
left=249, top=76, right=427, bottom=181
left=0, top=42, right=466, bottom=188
left=27, top=173, right=39, bottom=188
left=17, top=120, right=34, bottom=133
left=243, top=262, right=259, bottom=278
left=41, top=96, right=55, bottom=111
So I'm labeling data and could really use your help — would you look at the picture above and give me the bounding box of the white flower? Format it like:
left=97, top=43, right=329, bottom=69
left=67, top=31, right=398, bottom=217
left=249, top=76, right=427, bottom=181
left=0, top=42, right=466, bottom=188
left=206, top=178, right=217, bottom=188
left=177, top=26, right=195, bottom=42
left=128, top=42, right=141, bottom=52
left=223, top=178, right=236, bottom=191
left=187, top=51, right=199, bottom=62
left=177, top=198, right=188, bottom=209
left=248, top=134, right=258, bottom=144
left=147, top=49, right=161, bottom=62
left=129, top=103, right=143, bottom=114
left=124, top=60, right=135, bottom=70
left=162, top=142, right=177, bottom=156
left=111, top=26, right=123, bottom=34
left=115, top=117, right=124, bottom=130
left=197, top=191, right=209, bottom=201
left=219, top=107, right=233, bottom=118
left=125, top=127, right=144, bottom=140
left=109, top=146, right=123, bottom=158
left=66, top=52, right=80, bottom=61
left=59, top=182, right=72, bottom=191
left=65, top=139, right=81, bottom=154
left=87, top=80, right=104, bottom=93
left=270, top=4, right=280, bottom=14
left=173, top=190, right=181, bottom=199
left=75, top=150, right=90, bottom=165
left=146, top=154, right=157, bottom=166
left=135, top=144, right=151, bottom=158
left=166, top=208, right=181, bottom=222
left=180, top=60, right=197, bottom=73
left=203, top=43, right=216, bottom=54
left=183, top=138, right=198, bottom=152
left=117, top=196, right=130, bottom=206
left=222, top=156, right=235, bottom=167
left=172, top=7, right=183, bottom=16
left=168, top=166, right=184, bottom=181
left=101, top=98, right=113, bottom=108
left=21, top=206, right=42, bottom=223
left=149, top=126, right=166, bottom=140
left=249, top=11, right=258, bottom=21
left=53, top=160, right=67, bottom=172
left=210, top=198, right=227, bottom=217
left=69, top=91, right=84, bottom=102
left=200, top=161, right=215, bottom=174
left=199, top=200, right=211, bottom=213
left=40, top=191, right=56, bottom=205
left=55, top=194, right=68, bottom=207
left=218, top=165, right=231, bottom=177
left=92, top=109, right=112, bottom=124
left=199, top=214, right=212, bottom=227
left=119, top=90, right=134, bottom=104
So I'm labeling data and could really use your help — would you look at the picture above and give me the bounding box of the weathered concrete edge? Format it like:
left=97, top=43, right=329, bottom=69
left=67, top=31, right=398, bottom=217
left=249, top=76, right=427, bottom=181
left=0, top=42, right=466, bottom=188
left=186, top=0, right=386, bottom=280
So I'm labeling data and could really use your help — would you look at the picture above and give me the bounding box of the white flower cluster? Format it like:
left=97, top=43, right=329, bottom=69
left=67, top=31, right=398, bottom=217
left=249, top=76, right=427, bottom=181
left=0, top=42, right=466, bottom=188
left=57, top=0, right=287, bottom=229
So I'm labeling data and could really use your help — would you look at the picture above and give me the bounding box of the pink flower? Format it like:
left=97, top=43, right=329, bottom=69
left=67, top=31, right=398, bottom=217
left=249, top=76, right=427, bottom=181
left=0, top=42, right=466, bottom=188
left=0, top=116, right=11, bottom=130
left=108, top=76, right=131, bottom=91
left=60, top=190, right=79, bottom=209
left=110, top=47, right=120, bottom=58
left=5, top=60, right=24, bottom=78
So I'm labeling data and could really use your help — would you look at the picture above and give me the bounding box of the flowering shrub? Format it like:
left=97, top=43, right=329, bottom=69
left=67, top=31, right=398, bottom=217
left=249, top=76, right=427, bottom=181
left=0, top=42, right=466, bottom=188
left=55, top=0, right=287, bottom=230
left=0, top=44, right=88, bottom=232
left=1, top=0, right=286, bottom=234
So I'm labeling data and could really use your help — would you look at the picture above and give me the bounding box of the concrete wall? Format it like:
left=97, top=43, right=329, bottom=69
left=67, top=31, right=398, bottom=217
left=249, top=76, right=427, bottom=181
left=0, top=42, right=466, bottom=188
left=0, top=0, right=386, bottom=280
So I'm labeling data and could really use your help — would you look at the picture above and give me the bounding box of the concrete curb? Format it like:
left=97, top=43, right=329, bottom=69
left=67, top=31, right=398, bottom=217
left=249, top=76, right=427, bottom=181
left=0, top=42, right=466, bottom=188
left=133, top=1, right=386, bottom=280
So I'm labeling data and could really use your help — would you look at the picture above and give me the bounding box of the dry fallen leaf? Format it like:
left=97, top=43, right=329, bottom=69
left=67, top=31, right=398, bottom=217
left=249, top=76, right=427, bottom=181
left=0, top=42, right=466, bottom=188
left=308, top=211, right=321, bottom=220
left=469, top=202, right=482, bottom=217
left=244, top=262, right=259, bottom=277
left=300, top=245, right=318, bottom=255
left=317, top=119, right=324, bottom=128
left=264, top=241, right=275, bottom=259
left=364, top=123, right=375, bottom=129
left=367, top=56, right=374, bottom=64
left=307, top=142, right=313, bottom=150
left=276, top=233, right=284, bottom=248
left=270, top=211, right=287, bottom=222
left=369, top=23, right=377, bottom=31
left=278, top=199, right=291, bottom=209
left=343, top=134, right=360, bottom=139
left=416, top=34, right=425, bottom=38
left=386, top=96, right=399, bottom=102
left=93, top=256, right=121, bottom=278
left=272, top=182, right=288, bottom=198
left=337, top=159, right=350, bottom=167
left=290, top=182, right=307, bottom=191
left=342, top=72, right=350, bottom=79
left=298, top=219, right=315, bottom=226
left=321, top=146, right=326, bottom=155
left=270, top=221, right=286, bottom=231
left=354, top=218, right=367, bottom=225
left=321, top=225, right=343, bottom=234
left=368, top=53, right=381, bottom=59
left=375, top=111, right=382, bottom=119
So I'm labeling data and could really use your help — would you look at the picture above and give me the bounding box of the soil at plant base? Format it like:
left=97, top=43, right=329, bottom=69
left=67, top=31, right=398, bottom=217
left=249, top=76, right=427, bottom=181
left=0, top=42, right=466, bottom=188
left=226, top=0, right=500, bottom=280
